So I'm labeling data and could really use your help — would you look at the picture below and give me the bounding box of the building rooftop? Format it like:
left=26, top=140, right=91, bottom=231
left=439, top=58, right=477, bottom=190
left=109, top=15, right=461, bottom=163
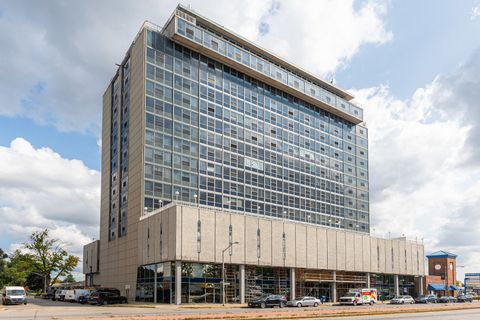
left=156, top=4, right=364, bottom=124
left=426, top=250, right=457, bottom=259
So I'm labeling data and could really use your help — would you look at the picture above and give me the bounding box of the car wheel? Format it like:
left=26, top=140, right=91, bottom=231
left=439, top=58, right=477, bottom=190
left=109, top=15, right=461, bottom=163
left=297, top=303, right=302, bottom=308
left=353, top=301, right=357, bottom=306
left=279, top=302, right=285, bottom=308
left=313, top=302, right=319, bottom=307
left=370, top=301, right=374, bottom=305
left=260, top=302, right=266, bottom=309
left=401, top=301, right=405, bottom=304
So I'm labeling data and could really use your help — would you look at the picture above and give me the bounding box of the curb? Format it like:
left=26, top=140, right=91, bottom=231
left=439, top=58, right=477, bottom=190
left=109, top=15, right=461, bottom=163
left=104, top=304, right=157, bottom=308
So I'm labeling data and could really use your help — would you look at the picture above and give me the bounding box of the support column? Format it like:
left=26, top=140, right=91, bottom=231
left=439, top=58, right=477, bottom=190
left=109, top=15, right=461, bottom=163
left=366, top=272, right=371, bottom=288
left=240, top=265, right=245, bottom=304
left=331, top=271, right=337, bottom=303
left=290, top=268, right=296, bottom=301
left=418, top=276, right=424, bottom=296
left=175, top=261, right=182, bottom=305
left=394, top=274, right=400, bottom=297
left=154, top=265, right=158, bottom=303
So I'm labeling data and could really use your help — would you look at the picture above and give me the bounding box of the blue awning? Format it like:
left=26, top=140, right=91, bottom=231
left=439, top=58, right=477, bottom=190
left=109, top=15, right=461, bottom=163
left=449, top=285, right=462, bottom=291
left=428, top=284, right=446, bottom=291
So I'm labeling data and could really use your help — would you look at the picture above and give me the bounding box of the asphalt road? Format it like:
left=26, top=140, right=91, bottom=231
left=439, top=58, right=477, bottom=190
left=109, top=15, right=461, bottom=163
left=1, top=298, right=479, bottom=320
left=325, top=308, right=480, bottom=319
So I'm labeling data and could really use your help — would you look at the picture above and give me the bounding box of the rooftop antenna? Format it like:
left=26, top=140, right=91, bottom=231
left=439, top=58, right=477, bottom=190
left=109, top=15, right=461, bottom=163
left=330, top=74, right=335, bottom=84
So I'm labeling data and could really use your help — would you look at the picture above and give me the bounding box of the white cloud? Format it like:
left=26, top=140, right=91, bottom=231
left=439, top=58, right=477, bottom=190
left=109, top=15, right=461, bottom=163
left=472, top=4, right=480, bottom=20
left=351, top=48, right=480, bottom=280
left=257, top=0, right=392, bottom=77
left=0, top=0, right=391, bottom=133
left=0, top=138, right=100, bottom=259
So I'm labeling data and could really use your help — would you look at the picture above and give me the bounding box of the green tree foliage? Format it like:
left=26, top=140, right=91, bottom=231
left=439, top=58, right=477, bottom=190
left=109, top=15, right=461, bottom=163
left=24, top=229, right=79, bottom=288
left=62, top=274, right=76, bottom=283
left=0, top=250, right=35, bottom=287
left=0, top=230, right=79, bottom=290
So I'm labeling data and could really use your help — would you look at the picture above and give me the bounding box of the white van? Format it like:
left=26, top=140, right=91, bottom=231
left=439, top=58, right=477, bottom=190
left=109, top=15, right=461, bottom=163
left=65, top=289, right=91, bottom=302
left=1, top=286, right=27, bottom=305
left=54, top=289, right=67, bottom=301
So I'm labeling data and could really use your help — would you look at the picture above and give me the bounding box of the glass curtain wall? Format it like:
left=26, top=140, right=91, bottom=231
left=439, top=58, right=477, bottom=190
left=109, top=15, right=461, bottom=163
left=144, top=30, right=369, bottom=232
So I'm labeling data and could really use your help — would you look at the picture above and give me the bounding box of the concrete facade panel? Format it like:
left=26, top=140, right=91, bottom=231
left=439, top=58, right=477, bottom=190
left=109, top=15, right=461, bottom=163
left=317, top=228, right=328, bottom=269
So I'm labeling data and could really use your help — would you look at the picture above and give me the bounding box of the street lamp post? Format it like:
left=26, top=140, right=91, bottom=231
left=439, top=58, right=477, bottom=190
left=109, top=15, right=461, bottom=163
left=193, top=194, right=198, bottom=206
left=175, top=190, right=180, bottom=202
left=222, top=241, right=239, bottom=306
left=31, top=271, right=48, bottom=294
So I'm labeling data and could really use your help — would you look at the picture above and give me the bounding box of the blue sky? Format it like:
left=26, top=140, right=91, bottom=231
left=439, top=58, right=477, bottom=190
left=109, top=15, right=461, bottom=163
left=1, top=0, right=480, bottom=280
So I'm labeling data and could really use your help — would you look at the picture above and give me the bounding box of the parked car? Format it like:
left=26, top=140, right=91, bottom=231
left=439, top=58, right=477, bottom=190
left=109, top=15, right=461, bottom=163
left=456, top=294, right=473, bottom=303
left=88, top=291, right=127, bottom=305
left=248, top=294, right=287, bottom=308
left=1, top=286, right=27, bottom=305
left=390, top=295, right=415, bottom=304
left=78, top=293, right=91, bottom=304
left=286, top=296, right=321, bottom=307
left=414, top=294, right=438, bottom=304
left=438, top=296, right=457, bottom=303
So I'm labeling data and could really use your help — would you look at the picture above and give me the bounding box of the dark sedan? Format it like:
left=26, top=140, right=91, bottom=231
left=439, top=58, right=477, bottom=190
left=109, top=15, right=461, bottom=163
left=248, top=295, right=287, bottom=308
left=88, top=292, right=127, bottom=305
left=457, top=294, right=473, bottom=303
left=414, top=294, right=438, bottom=303
left=78, top=294, right=90, bottom=304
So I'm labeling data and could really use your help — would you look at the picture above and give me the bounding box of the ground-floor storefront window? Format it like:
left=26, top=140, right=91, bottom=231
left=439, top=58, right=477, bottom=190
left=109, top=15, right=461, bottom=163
left=245, top=266, right=290, bottom=301
left=295, top=269, right=367, bottom=302
left=136, top=262, right=239, bottom=303
left=399, top=275, right=415, bottom=296
left=370, top=274, right=395, bottom=300
left=136, top=262, right=173, bottom=303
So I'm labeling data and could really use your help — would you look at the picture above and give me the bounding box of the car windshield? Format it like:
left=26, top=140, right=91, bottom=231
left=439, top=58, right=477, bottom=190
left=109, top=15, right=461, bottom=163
left=344, top=293, right=357, bottom=297
left=394, top=296, right=404, bottom=299
left=6, top=290, right=24, bottom=295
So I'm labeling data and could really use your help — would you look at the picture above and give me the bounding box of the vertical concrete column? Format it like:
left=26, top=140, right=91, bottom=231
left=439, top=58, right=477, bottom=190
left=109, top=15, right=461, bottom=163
left=418, top=276, right=424, bottom=296
left=331, top=271, right=337, bottom=303
left=290, top=268, right=296, bottom=301
left=394, top=274, right=400, bottom=297
left=154, top=265, right=158, bottom=303
left=240, top=265, right=245, bottom=304
left=366, top=272, right=371, bottom=288
left=175, top=261, right=182, bottom=305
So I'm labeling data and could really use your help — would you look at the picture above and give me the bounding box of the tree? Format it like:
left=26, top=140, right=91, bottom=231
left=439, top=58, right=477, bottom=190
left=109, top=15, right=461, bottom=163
left=23, top=229, right=79, bottom=293
left=0, top=248, right=7, bottom=271
left=0, top=250, right=35, bottom=288
left=62, top=274, right=76, bottom=283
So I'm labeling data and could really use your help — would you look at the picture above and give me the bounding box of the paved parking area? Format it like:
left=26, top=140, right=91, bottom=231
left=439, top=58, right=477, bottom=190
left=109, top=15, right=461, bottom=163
left=0, top=298, right=479, bottom=320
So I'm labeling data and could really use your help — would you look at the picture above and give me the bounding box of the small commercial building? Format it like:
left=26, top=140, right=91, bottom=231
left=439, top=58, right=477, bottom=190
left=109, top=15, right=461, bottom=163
left=423, top=251, right=462, bottom=296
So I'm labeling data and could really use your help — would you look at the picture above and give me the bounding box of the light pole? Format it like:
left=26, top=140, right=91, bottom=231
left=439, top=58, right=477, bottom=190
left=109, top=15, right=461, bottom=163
left=158, top=199, right=163, bottom=208
left=175, top=190, right=180, bottom=202
left=222, top=241, right=239, bottom=306
left=31, top=271, right=48, bottom=294
left=193, top=194, right=198, bottom=206
left=144, top=206, right=148, bottom=215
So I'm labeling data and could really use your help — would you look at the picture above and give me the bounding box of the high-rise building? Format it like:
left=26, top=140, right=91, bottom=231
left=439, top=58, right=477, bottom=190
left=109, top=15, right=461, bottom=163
left=84, top=4, right=425, bottom=304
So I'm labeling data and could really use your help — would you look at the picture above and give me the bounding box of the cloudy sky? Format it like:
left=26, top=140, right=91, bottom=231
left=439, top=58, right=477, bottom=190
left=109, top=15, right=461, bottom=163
left=1, top=0, right=479, bottom=280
